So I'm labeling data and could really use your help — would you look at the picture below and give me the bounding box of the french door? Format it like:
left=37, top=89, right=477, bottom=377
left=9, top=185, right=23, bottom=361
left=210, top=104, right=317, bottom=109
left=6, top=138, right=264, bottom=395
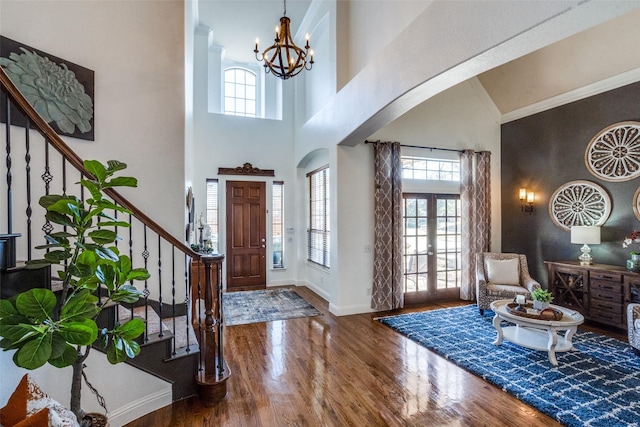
left=403, top=193, right=461, bottom=304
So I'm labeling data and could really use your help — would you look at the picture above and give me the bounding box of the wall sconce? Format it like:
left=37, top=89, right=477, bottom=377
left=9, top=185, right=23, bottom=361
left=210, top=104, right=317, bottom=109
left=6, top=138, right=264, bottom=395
left=519, top=188, right=534, bottom=214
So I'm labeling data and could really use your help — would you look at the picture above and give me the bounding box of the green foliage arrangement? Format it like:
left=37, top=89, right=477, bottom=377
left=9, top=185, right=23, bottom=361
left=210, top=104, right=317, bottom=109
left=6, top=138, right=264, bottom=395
left=0, top=160, right=150, bottom=422
left=531, top=288, right=554, bottom=303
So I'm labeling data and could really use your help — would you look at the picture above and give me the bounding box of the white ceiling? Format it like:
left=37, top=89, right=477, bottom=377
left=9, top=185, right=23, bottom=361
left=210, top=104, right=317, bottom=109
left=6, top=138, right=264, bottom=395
left=198, top=1, right=640, bottom=117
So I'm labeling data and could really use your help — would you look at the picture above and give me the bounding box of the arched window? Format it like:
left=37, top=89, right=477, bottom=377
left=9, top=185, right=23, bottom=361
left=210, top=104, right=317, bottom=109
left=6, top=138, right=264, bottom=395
left=223, top=68, right=256, bottom=117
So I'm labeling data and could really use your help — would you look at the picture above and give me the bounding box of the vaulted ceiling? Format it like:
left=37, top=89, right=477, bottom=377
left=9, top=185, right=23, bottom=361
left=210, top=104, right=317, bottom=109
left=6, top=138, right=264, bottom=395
left=199, top=1, right=640, bottom=119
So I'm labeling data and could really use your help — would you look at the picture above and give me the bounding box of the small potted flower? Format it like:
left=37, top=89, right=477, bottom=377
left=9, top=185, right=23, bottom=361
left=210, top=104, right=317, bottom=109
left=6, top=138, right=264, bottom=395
left=623, top=230, right=640, bottom=271
left=531, top=288, right=554, bottom=311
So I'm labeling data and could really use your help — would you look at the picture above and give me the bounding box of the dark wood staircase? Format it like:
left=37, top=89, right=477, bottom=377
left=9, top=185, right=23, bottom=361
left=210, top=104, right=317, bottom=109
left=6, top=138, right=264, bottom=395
left=0, top=64, right=230, bottom=412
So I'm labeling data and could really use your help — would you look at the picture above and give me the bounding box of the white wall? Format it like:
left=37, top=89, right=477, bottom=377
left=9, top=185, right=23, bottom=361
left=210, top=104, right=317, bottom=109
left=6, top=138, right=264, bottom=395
left=370, top=78, right=503, bottom=252
left=192, top=26, right=299, bottom=287
left=0, top=0, right=186, bottom=421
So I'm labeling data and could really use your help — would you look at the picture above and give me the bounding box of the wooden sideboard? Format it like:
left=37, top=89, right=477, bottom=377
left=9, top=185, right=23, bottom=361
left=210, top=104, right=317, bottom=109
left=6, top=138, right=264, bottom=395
left=545, top=261, right=640, bottom=329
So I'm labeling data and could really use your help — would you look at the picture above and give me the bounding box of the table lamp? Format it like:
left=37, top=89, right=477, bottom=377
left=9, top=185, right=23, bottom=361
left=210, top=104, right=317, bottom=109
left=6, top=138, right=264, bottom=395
left=570, top=225, right=601, bottom=265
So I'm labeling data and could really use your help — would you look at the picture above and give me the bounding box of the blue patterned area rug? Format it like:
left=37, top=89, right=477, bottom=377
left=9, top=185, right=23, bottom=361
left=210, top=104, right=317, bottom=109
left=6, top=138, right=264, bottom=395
left=223, top=288, right=321, bottom=326
left=378, top=305, right=640, bottom=427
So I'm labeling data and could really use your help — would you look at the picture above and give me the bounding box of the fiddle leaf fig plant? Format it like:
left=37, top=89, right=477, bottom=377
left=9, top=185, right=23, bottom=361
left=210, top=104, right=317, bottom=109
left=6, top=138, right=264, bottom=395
left=0, top=159, right=150, bottom=422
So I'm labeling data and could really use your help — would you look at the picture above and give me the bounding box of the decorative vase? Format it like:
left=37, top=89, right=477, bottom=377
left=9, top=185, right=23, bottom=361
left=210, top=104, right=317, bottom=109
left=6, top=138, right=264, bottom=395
left=82, top=413, right=109, bottom=427
left=533, top=300, right=550, bottom=311
left=627, top=254, right=640, bottom=272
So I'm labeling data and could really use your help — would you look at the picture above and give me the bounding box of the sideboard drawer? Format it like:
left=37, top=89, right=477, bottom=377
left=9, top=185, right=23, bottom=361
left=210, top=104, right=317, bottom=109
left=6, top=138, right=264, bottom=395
left=591, top=271, right=623, bottom=282
left=589, top=310, right=624, bottom=327
left=590, top=288, right=624, bottom=303
left=589, top=298, right=622, bottom=313
left=590, top=279, right=624, bottom=294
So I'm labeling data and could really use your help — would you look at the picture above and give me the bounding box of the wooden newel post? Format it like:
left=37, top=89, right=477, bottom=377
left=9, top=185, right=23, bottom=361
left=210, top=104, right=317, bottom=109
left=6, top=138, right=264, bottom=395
left=196, top=253, right=230, bottom=405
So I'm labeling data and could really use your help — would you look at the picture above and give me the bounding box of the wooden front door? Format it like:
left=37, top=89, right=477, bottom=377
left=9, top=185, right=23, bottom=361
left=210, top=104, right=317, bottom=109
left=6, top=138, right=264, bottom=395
left=226, top=181, right=266, bottom=291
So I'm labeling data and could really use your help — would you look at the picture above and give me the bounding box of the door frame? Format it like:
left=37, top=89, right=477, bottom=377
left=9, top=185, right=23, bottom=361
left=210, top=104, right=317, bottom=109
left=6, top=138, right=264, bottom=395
left=225, top=180, right=267, bottom=291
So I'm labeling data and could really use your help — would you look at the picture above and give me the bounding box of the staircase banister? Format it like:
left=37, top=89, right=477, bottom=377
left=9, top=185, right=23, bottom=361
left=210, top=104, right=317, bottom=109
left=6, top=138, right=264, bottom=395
left=0, top=67, right=200, bottom=261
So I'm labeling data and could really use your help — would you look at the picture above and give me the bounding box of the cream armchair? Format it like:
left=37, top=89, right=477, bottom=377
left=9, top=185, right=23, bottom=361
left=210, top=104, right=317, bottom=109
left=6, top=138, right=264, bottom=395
left=476, top=252, right=541, bottom=315
left=628, top=303, right=640, bottom=356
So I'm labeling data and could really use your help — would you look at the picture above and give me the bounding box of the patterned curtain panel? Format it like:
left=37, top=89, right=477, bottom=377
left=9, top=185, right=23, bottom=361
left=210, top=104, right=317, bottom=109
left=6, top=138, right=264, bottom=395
left=460, top=150, right=491, bottom=301
left=371, top=141, right=404, bottom=310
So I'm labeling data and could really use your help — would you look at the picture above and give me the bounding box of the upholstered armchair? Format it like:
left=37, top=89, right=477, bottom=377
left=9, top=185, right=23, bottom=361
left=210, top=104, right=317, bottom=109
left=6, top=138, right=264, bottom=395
left=476, top=252, right=541, bottom=315
left=628, top=304, right=640, bottom=356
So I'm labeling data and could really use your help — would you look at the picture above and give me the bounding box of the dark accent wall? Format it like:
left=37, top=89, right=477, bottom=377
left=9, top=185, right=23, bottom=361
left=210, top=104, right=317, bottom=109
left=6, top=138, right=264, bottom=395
left=501, top=81, right=640, bottom=287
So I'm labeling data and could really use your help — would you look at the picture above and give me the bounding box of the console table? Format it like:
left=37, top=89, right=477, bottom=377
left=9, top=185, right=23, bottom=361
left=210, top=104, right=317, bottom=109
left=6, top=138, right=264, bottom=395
left=545, top=261, right=640, bottom=329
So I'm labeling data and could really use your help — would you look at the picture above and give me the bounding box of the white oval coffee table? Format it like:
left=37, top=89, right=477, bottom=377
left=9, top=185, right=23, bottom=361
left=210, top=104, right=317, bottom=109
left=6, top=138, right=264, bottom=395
left=489, top=299, right=585, bottom=366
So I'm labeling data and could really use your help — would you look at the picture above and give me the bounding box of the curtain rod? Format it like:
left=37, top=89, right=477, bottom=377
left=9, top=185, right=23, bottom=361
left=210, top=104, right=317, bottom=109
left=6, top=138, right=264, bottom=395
left=363, top=140, right=464, bottom=153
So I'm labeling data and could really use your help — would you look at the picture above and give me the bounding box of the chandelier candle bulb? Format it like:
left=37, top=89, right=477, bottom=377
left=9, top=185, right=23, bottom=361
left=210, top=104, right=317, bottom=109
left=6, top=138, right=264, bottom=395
left=254, top=0, right=314, bottom=79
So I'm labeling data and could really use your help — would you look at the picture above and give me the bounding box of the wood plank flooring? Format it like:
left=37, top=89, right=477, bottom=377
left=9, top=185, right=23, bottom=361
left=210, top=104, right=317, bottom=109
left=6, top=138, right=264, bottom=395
left=125, top=286, right=627, bottom=427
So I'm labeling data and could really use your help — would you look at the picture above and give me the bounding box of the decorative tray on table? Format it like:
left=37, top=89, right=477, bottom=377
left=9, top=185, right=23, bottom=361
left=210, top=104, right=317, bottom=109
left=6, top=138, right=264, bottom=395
left=505, top=303, right=563, bottom=321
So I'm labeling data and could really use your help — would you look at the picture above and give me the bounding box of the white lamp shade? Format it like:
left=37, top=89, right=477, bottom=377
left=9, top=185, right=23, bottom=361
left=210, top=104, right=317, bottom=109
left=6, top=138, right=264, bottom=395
left=571, top=226, right=601, bottom=245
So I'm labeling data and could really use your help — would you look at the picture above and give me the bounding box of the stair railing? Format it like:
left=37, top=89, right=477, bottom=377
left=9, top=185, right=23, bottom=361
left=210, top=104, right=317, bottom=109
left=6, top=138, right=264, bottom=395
left=0, top=67, right=228, bottom=399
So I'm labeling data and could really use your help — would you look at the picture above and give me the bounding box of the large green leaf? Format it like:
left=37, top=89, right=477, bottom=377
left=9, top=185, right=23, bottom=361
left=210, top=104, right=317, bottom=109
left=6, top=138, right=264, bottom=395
left=126, top=268, right=151, bottom=282
left=16, top=289, right=56, bottom=320
left=104, top=176, right=137, bottom=189
left=48, top=343, right=77, bottom=368
left=89, top=229, right=118, bottom=245
left=96, top=265, right=116, bottom=291
left=111, top=285, right=143, bottom=304
left=15, top=333, right=52, bottom=370
left=38, top=194, right=64, bottom=209
left=80, top=178, right=102, bottom=201
left=0, top=299, right=18, bottom=317
left=47, top=197, right=81, bottom=216
left=84, top=160, right=107, bottom=182
left=107, top=336, right=140, bottom=364
left=106, top=160, right=127, bottom=173
left=0, top=323, right=37, bottom=341
left=61, top=290, right=99, bottom=321
left=49, top=331, right=68, bottom=359
left=45, top=211, right=75, bottom=228
left=59, top=319, right=98, bottom=345
left=25, top=259, right=55, bottom=269
left=94, top=199, right=132, bottom=214
left=117, top=318, right=145, bottom=340
left=44, top=250, right=71, bottom=262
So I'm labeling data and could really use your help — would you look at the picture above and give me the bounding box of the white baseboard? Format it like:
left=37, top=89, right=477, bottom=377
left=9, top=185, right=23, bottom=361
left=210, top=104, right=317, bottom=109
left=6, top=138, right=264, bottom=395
left=298, top=280, right=330, bottom=301
left=328, top=302, right=377, bottom=316
left=108, top=388, right=173, bottom=427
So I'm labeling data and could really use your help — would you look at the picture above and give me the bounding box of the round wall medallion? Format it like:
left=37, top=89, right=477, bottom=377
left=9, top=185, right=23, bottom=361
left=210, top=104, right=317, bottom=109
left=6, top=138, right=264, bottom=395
left=634, top=187, right=640, bottom=221
left=585, top=121, right=640, bottom=182
left=548, top=180, right=611, bottom=231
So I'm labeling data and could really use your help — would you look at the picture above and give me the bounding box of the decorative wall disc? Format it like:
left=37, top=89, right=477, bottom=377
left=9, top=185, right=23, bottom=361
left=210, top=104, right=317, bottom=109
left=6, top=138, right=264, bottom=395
left=548, top=180, right=611, bottom=231
left=634, top=187, right=640, bottom=221
left=585, top=121, right=640, bottom=182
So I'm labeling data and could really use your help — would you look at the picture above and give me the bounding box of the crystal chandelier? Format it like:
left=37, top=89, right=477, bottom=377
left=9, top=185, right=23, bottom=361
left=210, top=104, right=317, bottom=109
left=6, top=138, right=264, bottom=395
left=253, top=0, right=314, bottom=79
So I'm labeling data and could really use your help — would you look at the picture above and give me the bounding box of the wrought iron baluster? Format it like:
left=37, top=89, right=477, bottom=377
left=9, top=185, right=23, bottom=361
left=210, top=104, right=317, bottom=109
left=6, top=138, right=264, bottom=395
left=24, top=119, right=32, bottom=259
left=157, top=234, right=163, bottom=338
left=184, top=253, right=191, bottom=353
left=41, top=142, right=53, bottom=236
left=142, top=225, right=150, bottom=342
left=171, top=246, right=176, bottom=356
left=5, top=93, right=12, bottom=233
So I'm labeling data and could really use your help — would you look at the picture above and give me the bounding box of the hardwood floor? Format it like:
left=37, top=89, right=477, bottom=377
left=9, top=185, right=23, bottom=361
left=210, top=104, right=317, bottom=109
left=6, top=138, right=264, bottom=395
left=125, top=287, right=627, bottom=427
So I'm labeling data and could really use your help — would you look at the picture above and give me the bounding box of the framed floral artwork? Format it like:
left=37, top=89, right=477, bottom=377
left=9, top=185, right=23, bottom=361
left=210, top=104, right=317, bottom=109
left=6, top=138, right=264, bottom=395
left=0, top=36, right=95, bottom=141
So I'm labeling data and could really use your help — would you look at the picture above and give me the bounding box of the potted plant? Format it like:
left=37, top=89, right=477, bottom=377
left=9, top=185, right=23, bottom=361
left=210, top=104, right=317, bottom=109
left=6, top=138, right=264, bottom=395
left=0, top=160, right=149, bottom=425
left=531, top=288, right=554, bottom=310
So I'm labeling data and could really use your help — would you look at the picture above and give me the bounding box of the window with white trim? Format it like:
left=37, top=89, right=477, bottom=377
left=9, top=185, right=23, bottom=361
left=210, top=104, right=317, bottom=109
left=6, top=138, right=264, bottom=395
left=205, top=179, right=219, bottom=251
left=272, top=181, right=284, bottom=268
left=402, top=157, right=460, bottom=181
left=223, top=67, right=256, bottom=117
left=307, top=166, right=330, bottom=268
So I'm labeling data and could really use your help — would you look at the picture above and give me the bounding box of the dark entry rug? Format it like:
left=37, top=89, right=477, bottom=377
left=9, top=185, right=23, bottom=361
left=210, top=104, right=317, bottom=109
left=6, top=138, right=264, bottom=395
left=223, top=288, right=321, bottom=326
left=377, top=305, right=640, bottom=427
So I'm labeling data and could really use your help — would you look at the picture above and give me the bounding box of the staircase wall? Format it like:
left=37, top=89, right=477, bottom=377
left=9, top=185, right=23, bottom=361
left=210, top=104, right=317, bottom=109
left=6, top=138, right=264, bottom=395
left=0, top=349, right=172, bottom=427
